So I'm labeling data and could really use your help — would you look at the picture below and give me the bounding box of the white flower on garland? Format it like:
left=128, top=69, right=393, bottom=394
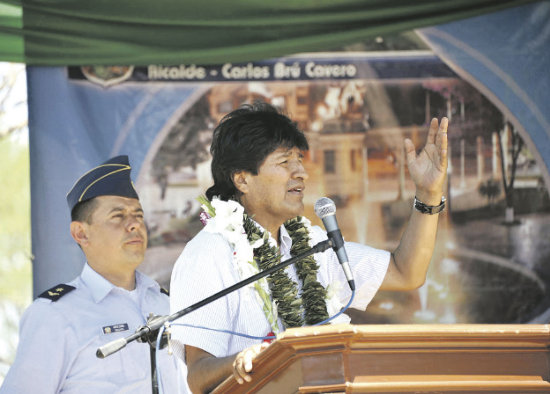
left=200, top=197, right=279, bottom=332
left=199, top=196, right=349, bottom=332
left=202, top=198, right=263, bottom=282
left=325, top=282, right=351, bottom=324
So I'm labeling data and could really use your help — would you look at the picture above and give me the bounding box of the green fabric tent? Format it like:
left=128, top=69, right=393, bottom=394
left=0, top=0, right=539, bottom=65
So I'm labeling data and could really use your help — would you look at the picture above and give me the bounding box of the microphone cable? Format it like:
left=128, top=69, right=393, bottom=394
left=161, top=288, right=355, bottom=343
left=313, top=288, right=355, bottom=327
left=154, top=289, right=356, bottom=393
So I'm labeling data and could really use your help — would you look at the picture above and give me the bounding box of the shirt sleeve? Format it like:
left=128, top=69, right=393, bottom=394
left=169, top=230, right=241, bottom=359
left=310, top=225, right=390, bottom=310
left=1, top=300, right=75, bottom=393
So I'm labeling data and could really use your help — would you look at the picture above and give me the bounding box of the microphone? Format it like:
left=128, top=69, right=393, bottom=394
left=97, top=338, right=127, bottom=358
left=314, top=197, right=355, bottom=291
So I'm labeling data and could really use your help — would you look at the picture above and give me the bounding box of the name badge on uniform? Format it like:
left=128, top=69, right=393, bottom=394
left=102, top=323, right=129, bottom=334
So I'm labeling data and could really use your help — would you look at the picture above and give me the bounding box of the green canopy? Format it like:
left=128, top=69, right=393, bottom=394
left=0, top=0, right=22, bottom=62
left=0, top=0, right=539, bottom=65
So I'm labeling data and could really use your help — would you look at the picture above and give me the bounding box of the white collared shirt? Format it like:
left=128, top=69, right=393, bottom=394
left=169, top=222, right=390, bottom=362
left=1, top=264, right=186, bottom=394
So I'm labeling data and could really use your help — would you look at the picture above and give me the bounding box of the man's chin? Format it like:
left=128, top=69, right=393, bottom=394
left=285, top=203, right=305, bottom=219
left=124, top=251, right=146, bottom=265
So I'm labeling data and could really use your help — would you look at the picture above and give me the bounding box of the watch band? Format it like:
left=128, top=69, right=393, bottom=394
left=413, top=196, right=446, bottom=215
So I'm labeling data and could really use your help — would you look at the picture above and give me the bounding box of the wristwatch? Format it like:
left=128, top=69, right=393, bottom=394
left=413, top=196, right=446, bottom=215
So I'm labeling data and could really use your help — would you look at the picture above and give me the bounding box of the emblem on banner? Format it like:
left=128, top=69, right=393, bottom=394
left=80, top=66, right=135, bottom=87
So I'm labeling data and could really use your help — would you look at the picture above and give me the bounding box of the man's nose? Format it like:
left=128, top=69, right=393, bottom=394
left=293, top=161, right=309, bottom=180
left=126, top=216, right=142, bottom=232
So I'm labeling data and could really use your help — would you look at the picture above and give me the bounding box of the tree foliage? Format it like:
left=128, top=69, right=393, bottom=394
left=0, top=135, right=31, bottom=305
left=0, top=64, right=27, bottom=139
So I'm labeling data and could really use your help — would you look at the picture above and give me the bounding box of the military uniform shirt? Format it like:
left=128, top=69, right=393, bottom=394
left=1, top=263, right=185, bottom=393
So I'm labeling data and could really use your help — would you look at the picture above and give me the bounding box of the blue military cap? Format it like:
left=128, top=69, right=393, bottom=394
left=66, top=155, right=139, bottom=213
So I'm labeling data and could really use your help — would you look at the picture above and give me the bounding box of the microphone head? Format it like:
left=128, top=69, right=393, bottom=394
left=314, top=197, right=336, bottom=219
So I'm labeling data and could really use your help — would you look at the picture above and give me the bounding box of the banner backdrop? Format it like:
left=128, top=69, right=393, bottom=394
left=28, top=49, right=550, bottom=325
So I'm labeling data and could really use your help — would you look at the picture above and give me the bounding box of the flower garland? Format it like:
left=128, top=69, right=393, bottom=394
left=198, top=196, right=332, bottom=332
left=243, top=215, right=329, bottom=327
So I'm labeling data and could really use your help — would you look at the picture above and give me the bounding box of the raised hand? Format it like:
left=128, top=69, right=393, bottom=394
left=404, top=117, right=448, bottom=203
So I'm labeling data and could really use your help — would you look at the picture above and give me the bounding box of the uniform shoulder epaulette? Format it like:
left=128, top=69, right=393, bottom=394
left=38, top=284, right=76, bottom=301
left=160, top=287, right=169, bottom=296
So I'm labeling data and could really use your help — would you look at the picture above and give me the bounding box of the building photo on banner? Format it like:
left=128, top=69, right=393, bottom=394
left=127, top=55, right=550, bottom=326
left=1, top=1, right=549, bottom=386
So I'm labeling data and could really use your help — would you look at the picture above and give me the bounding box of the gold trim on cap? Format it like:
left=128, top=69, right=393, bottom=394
left=78, top=165, right=131, bottom=202
left=66, top=162, right=130, bottom=198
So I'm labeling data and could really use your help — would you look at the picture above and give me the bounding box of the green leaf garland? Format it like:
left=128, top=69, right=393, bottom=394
left=199, top=195, right=329, bottom=331
left=244, top=214, right=329, bottom=328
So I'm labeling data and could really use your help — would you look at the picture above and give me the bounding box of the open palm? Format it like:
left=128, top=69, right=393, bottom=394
left=405, top=117, right=448, bottom=195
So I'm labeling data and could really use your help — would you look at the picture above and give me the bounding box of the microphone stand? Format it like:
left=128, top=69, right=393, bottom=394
left=96, top=238, right=333, bottom=359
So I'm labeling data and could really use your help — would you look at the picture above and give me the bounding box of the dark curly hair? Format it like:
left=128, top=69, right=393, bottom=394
left=206, top=101, right=309, bottom=201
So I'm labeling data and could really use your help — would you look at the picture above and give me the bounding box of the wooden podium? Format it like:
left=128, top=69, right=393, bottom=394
left=213, top=324, right=550, bottom=393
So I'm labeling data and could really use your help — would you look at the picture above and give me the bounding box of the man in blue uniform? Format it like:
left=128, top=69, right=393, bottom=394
left=1, top=155, right=184, bottom=393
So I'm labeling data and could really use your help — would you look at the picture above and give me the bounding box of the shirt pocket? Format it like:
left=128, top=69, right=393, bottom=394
left=66, top=332, right=150, bottom=391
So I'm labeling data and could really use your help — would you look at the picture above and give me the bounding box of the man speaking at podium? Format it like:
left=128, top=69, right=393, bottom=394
left=170, top=102, right=448, bottom=393
left=1, top=156, right=182, bottom=393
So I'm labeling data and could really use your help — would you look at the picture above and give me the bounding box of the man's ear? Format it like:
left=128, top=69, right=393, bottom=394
left=70, top=221, right=89, bottom=246
left=232, top=171, right=250, bottom=195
